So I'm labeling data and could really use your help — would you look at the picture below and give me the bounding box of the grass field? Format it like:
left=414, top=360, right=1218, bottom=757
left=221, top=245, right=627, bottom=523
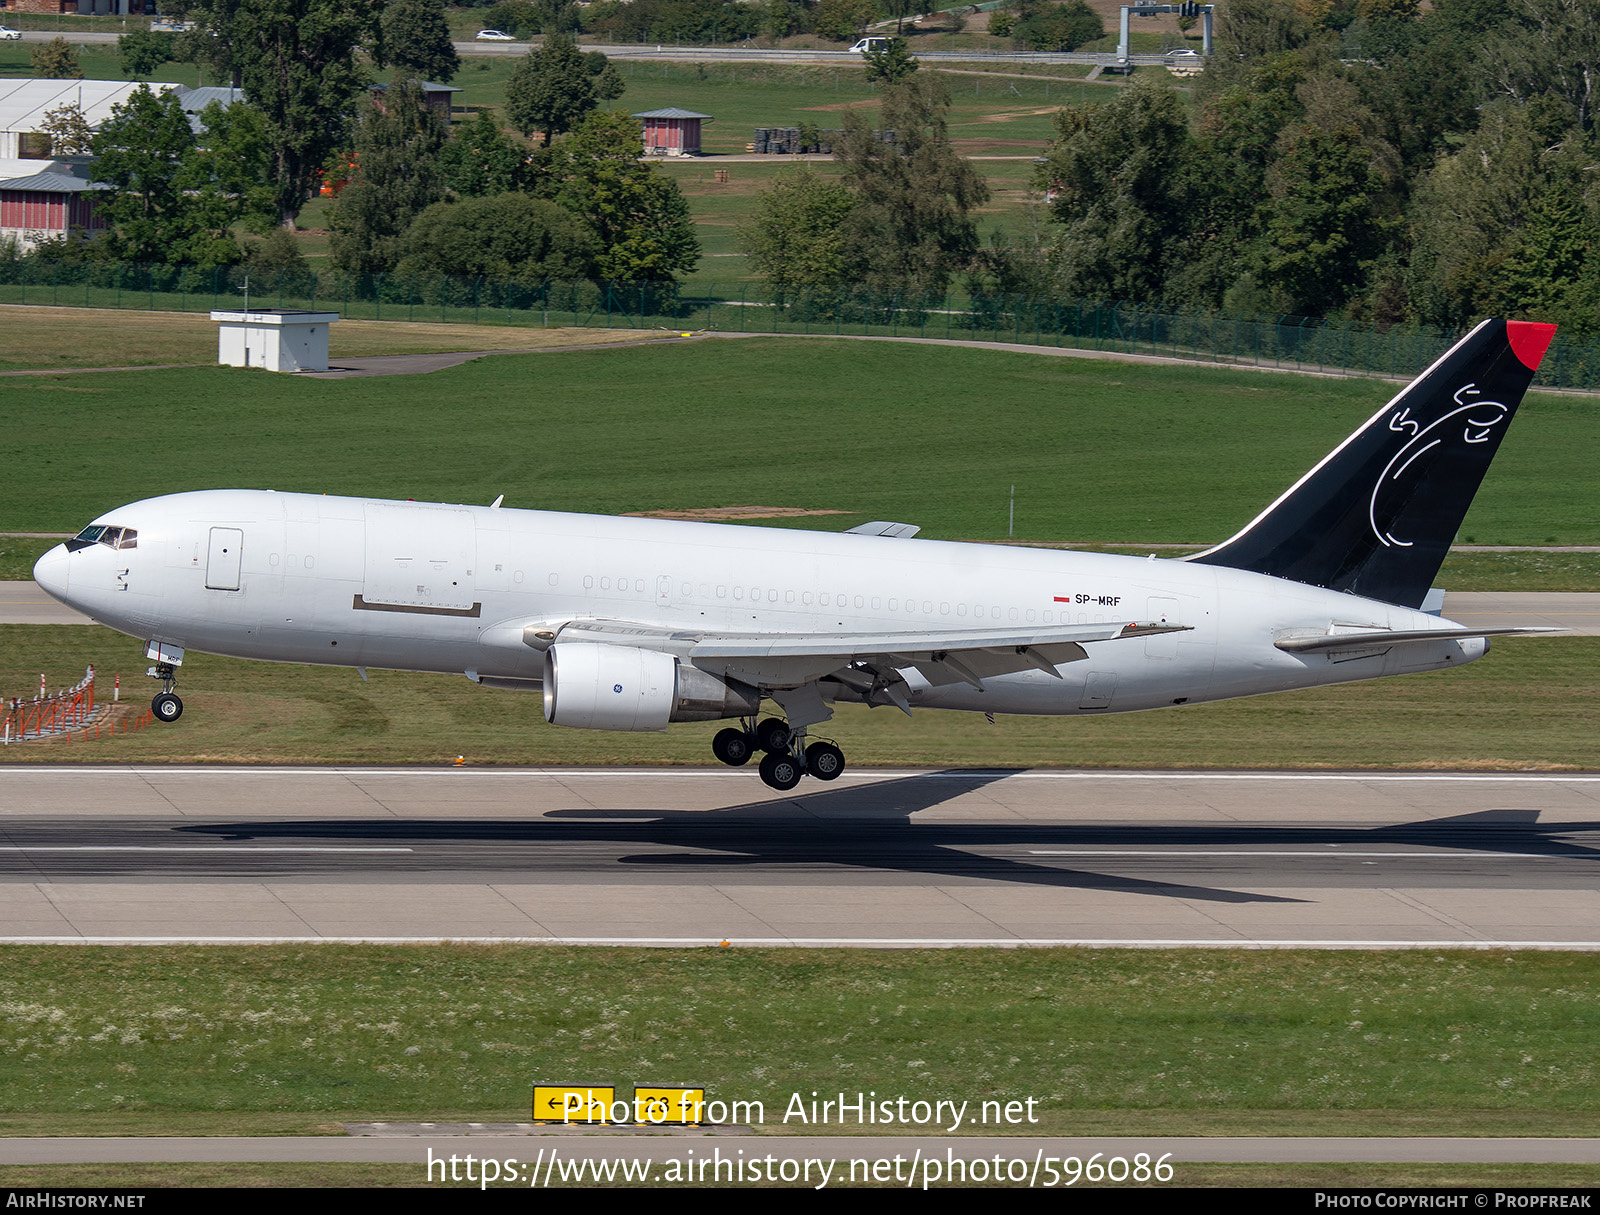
left=5, top=337, right=1596, bottom=545
left=0, top=305, right=671, bottom=373
left=1, top=946, right=1596, bottom=1143
left=3, top=625, right=1595, bottom=768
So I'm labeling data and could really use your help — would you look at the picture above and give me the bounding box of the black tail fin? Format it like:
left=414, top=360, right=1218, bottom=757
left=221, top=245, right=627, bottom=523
left=1190, top=318, right=1556, bottom=609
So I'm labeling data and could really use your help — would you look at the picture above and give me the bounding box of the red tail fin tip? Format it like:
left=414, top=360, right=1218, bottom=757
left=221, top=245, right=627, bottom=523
left=1507, top=320, right=1558, bottom=370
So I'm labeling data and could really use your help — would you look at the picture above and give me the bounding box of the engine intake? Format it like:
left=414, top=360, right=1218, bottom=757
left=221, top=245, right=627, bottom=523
left=542, top=642, right=759, bottom=731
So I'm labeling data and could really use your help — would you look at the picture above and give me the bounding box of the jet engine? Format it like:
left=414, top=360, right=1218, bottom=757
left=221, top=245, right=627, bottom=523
left=542, top=642, right=760, bottom=731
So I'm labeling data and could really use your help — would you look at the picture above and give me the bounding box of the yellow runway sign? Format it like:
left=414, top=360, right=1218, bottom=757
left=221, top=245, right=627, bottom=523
left=532, top=1085, right=615, bottom=1123
left=633, top=1086, right=706, bottom=1125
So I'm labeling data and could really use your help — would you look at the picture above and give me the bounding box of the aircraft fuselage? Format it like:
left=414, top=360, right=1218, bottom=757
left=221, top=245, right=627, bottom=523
left=34, top=488, right=1478, bottom=718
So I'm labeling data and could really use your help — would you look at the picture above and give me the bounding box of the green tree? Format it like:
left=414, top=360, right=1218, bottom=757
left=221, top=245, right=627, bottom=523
left=1479, top=0, right=1600, bottom=133
left=380, top=0, right=461, bottom=83
left=182, top=0, right=385, bottom=228
left=1494, top=183, right=1594, bottom=323
left=1010, top=0, right=1104, bottom=52
left=1034, top=81, right=1193, bottom=302
left=863, top=38, right=918, bottom=84
left=39, top=103, right=94, bottom=157
left=1256, top=121, right=1386, bottom=314
left=736, top=166, right=856, bottom=290
left=329, top=81, right=449, bottom=275
left=90, top=85, right=257, bottom=266
left=440, top=110, right=534, bottom=197
left=814, top=0, right=877, bottom=41
left=547, top=110, right=699, bottom=281
left=505, top=32, right=604, bottom=147
left=1405, top=102, right=1588, bottom=329
left=394, top=193, right=595, bottom=280
left=118, top=30, right=177, bottom=79
left=585, top=50, right=628, bottom=102
left=835, top=74, right=990, bottom=300
left=31, top=38, right=83, bottom=80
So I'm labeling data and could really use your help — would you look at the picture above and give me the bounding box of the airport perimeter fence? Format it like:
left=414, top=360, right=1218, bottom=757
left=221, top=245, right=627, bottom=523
left=6, top=258, right=1600, bottom=391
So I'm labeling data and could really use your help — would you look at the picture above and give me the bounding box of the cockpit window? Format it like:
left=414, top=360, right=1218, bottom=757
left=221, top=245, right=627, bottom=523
left=66, top=524, right=136, bottom=552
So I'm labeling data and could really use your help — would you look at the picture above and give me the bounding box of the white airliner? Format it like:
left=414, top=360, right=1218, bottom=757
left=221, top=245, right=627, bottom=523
left=33, top=319, right=1561, bottom=789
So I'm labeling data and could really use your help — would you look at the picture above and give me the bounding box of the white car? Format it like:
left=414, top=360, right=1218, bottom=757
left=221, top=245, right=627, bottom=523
left=475, top=29, right=515, bottom=41
left=849, top=36, right=890, bottom=54
left=0, top=26, right=22, bottom=40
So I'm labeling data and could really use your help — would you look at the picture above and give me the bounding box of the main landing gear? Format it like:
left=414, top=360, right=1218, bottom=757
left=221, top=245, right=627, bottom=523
left=147, top=662, right=183, bottom=723
left=712, top=717, right=846, bottom=791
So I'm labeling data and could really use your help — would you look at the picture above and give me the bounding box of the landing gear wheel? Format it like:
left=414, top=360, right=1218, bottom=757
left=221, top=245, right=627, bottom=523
left=758, top=750, right=802, bottom=791
left=754, top=717, right=792, bottom=753
left=712, top=727, right=754, bottom=767
left=151, top=692, right=183, bottom=723
left=805, top=741, right=845, bottom=781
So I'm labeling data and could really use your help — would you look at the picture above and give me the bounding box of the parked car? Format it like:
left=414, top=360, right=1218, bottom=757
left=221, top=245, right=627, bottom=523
left=475, top=29, right=515, bottom=41
left=0, top=26, right=22, bottom=40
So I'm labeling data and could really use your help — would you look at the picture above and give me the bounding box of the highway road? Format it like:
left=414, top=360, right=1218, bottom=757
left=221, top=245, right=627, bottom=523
left=9, top=27, right=1172, bottom=65
left=1, top=766, right=1597, bottom=945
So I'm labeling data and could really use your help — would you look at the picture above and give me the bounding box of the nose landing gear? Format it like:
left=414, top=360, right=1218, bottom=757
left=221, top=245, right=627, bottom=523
left=712, top=716, right=847, bottom=789
left=147, top=662, right=183, bottom=722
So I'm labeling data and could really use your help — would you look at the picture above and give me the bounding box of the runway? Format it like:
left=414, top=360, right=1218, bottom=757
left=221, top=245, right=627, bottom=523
left=1, top=767, right=1597, bottom=947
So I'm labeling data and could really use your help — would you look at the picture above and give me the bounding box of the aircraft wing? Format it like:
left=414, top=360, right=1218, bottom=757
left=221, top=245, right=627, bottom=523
left=552, top=617, right=1189, bottom=691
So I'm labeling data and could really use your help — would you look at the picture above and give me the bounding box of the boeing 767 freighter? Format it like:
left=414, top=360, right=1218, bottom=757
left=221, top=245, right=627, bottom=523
left=33, top=318, right=1561, bottom=789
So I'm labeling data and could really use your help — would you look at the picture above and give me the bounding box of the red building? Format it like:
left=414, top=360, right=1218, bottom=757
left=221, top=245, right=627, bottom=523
left=0, top=169, right=106, bottom=251
left=635, top=108, right=711, bottom=157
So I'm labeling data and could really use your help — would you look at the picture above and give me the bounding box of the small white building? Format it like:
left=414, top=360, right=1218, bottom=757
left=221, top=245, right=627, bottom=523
left=211, top=309, right=339, bottom=373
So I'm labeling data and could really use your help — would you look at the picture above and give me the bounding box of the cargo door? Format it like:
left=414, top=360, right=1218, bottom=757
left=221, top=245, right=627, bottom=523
left=362, top=504, right=478, bottom=613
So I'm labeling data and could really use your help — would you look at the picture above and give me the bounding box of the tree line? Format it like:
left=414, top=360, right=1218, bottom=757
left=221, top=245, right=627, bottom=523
left=1003, top=0, right=1599, bottom=335
left=22, top=11, right=698, bottom=288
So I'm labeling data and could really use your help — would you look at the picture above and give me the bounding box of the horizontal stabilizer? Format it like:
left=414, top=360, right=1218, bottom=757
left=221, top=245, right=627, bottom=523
left=1275, top=625, right=1564, bottom=654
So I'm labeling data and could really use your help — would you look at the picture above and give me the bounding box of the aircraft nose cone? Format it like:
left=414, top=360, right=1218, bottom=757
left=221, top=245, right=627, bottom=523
left=32, top=544, right=70, bottom=602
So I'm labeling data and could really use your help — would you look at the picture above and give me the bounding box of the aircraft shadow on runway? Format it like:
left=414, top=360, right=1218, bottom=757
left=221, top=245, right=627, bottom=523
left=152, top=772, right=1594, bottom=903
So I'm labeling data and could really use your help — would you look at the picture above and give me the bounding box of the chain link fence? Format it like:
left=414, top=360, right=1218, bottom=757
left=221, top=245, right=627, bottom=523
left=4, top=259, right=1597, bottom=390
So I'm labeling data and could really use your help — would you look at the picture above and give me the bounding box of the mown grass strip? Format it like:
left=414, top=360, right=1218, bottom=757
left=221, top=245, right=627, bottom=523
left=6, top=338, right=1596, bottom=545
left=1, top=947, right=1597, bottom=1137
left=2, top=626, right=1597, bottom=768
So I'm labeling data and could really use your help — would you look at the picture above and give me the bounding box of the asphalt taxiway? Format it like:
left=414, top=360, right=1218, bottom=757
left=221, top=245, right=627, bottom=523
left=1, top=767, right=1597, bottom=947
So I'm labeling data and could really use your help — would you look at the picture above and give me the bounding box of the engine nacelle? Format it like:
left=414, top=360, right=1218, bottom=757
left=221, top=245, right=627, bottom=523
left=542, top=642, right=759, bottom=731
